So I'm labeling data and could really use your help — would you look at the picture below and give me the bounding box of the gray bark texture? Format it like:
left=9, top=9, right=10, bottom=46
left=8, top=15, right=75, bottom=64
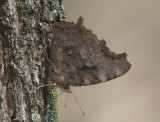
left=0, top=0, right=58, bottom=121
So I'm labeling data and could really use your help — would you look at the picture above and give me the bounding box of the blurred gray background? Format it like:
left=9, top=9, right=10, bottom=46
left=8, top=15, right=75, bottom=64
left=57, top=0, right=160, bottom=122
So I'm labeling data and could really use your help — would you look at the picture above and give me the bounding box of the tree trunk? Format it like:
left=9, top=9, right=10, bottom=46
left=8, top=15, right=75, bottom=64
left=0, top=0, right=58, bottom=121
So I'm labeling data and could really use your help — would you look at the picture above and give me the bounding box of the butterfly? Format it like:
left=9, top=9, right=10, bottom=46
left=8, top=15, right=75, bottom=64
left=48, top=16, right=131, bottom=93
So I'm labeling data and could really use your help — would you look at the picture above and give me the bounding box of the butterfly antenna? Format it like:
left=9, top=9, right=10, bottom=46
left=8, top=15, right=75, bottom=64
left=72, top=92, right=86, bottom=117
left=58, top=91, right=64, bottom=97
left=64, top=93, right=69, bottom=109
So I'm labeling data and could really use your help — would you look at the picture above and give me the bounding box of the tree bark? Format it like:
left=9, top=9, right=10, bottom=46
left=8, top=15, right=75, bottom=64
left=0, top=0, right=58, bottom=121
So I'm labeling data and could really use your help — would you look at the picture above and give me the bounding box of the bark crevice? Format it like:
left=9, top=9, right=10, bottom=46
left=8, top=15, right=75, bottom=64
left=0, top=0, right=59, bottom=121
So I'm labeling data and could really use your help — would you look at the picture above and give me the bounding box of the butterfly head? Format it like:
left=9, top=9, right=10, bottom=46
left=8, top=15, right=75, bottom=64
left=59, top=85, right=72, bottom=93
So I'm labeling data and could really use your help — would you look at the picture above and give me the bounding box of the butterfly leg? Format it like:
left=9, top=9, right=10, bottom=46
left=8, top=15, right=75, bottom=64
left=36, top=83, right=57, bottom=89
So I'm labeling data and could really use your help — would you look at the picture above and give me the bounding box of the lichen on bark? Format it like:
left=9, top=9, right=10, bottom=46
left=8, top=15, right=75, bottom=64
left=0, top=0, right=60, bottom=121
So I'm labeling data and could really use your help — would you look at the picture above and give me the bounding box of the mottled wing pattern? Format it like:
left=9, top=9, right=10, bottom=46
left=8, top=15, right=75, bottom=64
left=50, top=17, right=131, bottom=87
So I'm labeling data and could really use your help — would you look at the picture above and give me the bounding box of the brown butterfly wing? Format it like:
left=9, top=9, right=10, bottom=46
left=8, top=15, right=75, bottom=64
left=50, top=17, right=131, bottom=87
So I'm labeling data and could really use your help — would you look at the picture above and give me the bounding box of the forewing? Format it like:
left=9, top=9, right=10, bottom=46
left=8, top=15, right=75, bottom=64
left=51, top=17, right=131, bottom=87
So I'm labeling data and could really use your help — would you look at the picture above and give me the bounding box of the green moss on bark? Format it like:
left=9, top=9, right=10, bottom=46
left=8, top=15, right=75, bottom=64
left=48, top=86, right=59, bottom=122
